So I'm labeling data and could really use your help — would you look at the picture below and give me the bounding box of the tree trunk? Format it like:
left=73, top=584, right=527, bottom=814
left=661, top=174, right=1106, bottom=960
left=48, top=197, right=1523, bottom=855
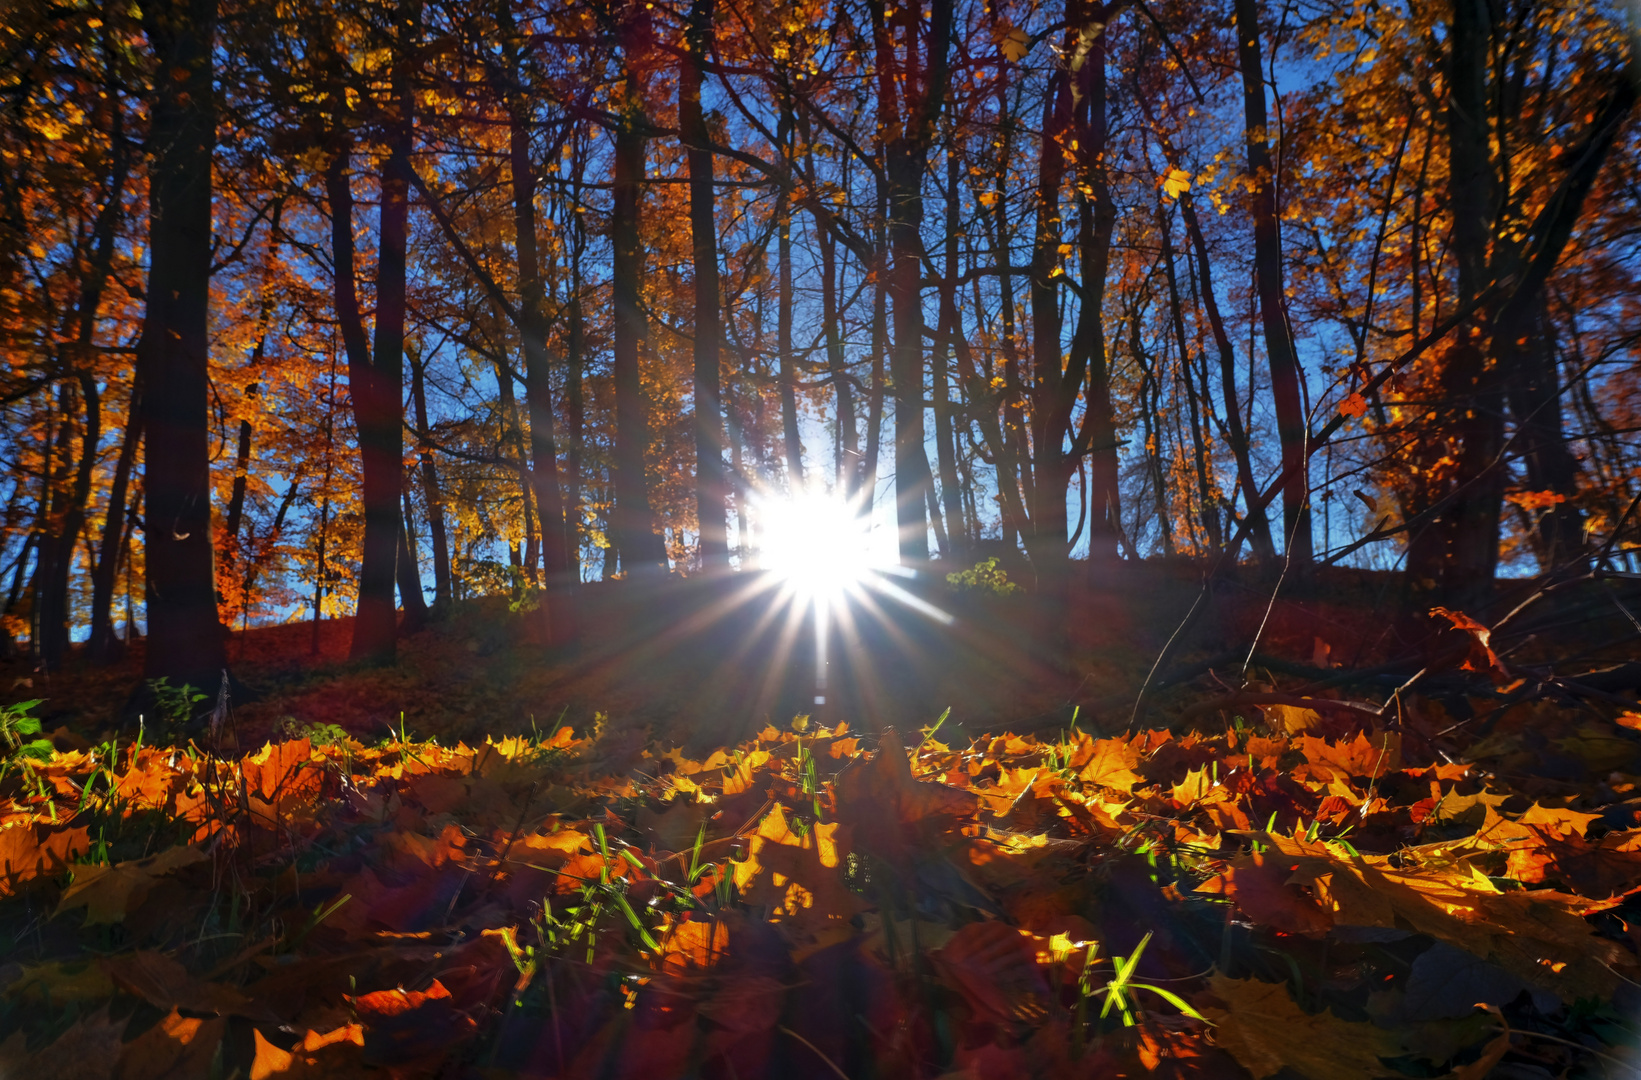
left=1026, top=62, right=1073, bottom=578
left=817, top=221, right=857, bottom=495
left=610, top=68, right=668, bottom=573
left=1068, top=13, right=1119, bottom=567
left=1161, top=208, right=1222, bottom=550
left=932, top=134, right=967, bottom=555
left=870, top=0, right=952, bottom=563
left=501, top=27, right=572, bottom=635
left=1234, top=0, right=1311, bottom=563
left=408, top=347, right=452, bottom=608
left=90, top=376, right=141, bottom=663
left=681, top=0, right=729, bottom=567
left=1178, top=194, right=1274, bottom=561
left=775, top=97, right=804, bottom=490
left=139, top=0, right=225, bottom=691
left=397, top=495, right=428, bottom=634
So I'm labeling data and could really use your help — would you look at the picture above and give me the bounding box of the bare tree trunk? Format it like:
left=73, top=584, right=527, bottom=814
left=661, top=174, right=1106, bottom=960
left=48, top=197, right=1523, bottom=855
left=1068, top=13, right=1120, bottom=567
left=870, top=0, right=952, bottom=563
left=932, top=133, right=967, bottom=555
left=817, top=222, right=857, bottom=495
left=500, top=23, right=572, bottom=634
left=1234, top=0, right=1311, bottom=564
left=775, top=97, right=804, bottom=489
left=1161, top=207, right=1222, bottom=550
left=397, top=494, right=428, bottom=634
left=610, top=59, right=668, bottom=573
left=139, top=0, right=225, bottom=690
left=1178, top=194, right=1274, bottom=561
left=90, top=377, right=141, bottom=663
left=1027, top=58, right=1072, bottom=578
left=682, top=0, right=729, bottom=567
left=344, top=0, right=416, bottom=663
left=408, top=347, right=451, bottom=608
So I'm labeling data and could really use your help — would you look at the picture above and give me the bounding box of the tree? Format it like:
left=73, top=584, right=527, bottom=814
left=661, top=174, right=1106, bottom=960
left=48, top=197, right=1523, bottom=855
left=139, top=0, right=227, bottom=690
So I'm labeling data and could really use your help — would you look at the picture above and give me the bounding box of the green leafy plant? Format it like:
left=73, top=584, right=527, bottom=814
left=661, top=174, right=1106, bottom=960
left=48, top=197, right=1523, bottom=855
left=946, top=556, right=1023, bottom=596
left=146, top=678, right=207, bottom=732
left=1, top=699, right=53, bottom=761
left=278, top=716, right=352, bottom=746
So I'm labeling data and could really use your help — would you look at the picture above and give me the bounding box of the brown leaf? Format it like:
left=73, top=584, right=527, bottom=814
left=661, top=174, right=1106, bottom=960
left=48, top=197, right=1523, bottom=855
left=15, top=1006, right=127, bottom=1080
left=55, top=845, right=206, bottom=925
left=100, top=950, right=263, bottom=1019
left=930, top=921, right=1052, bottom=1025
left=836, top=727, right=978, bottom=857
left=1204, top=974, right=1399, bottom=1079
left=1200, top=851, right=1333, bottom=935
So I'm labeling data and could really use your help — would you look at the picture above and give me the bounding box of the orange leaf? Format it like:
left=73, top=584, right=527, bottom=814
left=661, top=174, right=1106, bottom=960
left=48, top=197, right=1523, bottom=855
left=115, top=1008, right=226, bottom=1080
left=1075, top=738, right=1143, bottom=793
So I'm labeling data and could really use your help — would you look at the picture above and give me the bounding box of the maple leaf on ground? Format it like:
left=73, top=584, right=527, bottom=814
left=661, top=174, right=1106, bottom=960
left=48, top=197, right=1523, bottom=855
left=242, top=738, right=321, bottom=801
left=836, top=726, right=979, bottom=859
left=100, top=950, right=269, bottom=1021
left=115, top=1009, right=226, bottom=1080
left=930, top=920, right=1052, bottom=1027
left=654, top=915, right=731, bottom=972
left=1506, top=828, right=1641, bottom=898
left=732, top=802, right=862, bottom=956
left=348, top=979, right=478, bottom=1065
left=0, top=823, right=90, bottom=897
left=1203, top=974, right=1400, bottom=1079
left=1075, top=736, right=1144, bottom=793
left=55, top=844, right=206, bottom=924
left=1263, top=832, right=1631, bottom=1000
left=1197, top=851, right=1333, bottom=935
left=0, top=1005, right=127, bottom=1080
left=250, top=1026, right=365, bottom=1080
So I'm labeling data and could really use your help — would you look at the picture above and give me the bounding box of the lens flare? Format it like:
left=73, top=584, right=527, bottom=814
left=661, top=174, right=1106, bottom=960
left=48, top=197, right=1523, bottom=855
left=756, top=491, right=881, bottom=604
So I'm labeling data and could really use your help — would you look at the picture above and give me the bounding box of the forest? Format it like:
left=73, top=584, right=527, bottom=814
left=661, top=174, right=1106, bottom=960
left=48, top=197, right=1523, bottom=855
left=1, top=0, right=1640, bottom=1075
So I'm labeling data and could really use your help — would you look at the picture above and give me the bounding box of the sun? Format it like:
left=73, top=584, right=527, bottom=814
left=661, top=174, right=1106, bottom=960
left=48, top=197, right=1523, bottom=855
left=756, top=490, right=883, bottom=605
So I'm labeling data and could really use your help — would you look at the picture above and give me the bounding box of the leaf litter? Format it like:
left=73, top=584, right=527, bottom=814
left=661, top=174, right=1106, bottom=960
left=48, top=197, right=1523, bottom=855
left=0, top=689, right=1638, bottom=1077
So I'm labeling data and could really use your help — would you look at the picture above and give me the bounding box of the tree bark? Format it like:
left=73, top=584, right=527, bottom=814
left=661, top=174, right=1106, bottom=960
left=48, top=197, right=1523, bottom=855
left=500, top=25, right=572, bottom=636
left=610, top=60, right=668, bottom=573
left=90, top=377, right=141, bottom=663
left=1068, top=11, right=1120, bottom=566
left=408, top=347, right=452, bottom=608
left=682, top=0, right=729, bottom=567
left=1234, top=0, right=1311, bottom=563
left=932, top=133, right=967, bottom=555
left=139, top=0, right=225, bottom=690
left=1178, top=193, right=1274, bottom=561
left=397, top=492, right=428, bottom=634
left=870, top=0, right=953, bottom=564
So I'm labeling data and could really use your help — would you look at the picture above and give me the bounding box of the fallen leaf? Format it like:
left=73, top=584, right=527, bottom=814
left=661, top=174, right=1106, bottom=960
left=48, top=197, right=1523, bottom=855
left=115, top=1009, right=226, bottom=1080
left=55, top=845, right=207, bottom=924
left=1204, top=974, right=1399, bottom=1079
left=1076, top=738, right=1143, bottom=793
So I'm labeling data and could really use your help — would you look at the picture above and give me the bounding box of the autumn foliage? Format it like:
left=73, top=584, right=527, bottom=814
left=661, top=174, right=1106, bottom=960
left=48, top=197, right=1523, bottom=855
left=1, top=690, right=1640, bottom=1077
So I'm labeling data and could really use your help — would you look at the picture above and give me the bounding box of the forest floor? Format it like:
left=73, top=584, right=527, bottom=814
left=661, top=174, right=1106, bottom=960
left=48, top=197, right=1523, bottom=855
left=1, top=562, right=1639, bottom=1079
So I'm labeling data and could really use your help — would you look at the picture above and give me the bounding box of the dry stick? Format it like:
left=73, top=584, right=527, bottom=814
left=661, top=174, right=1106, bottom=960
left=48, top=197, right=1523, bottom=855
left=1129, top=292, right=1497, bottom=726
left=1174, top=691, right=1383, bottom=727
left=778, top=1025, right=852, bottom=1080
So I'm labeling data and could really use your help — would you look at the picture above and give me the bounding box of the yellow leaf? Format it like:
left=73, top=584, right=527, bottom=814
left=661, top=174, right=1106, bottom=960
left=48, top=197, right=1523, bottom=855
left=1162, top=167, right=1192, bottom=198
